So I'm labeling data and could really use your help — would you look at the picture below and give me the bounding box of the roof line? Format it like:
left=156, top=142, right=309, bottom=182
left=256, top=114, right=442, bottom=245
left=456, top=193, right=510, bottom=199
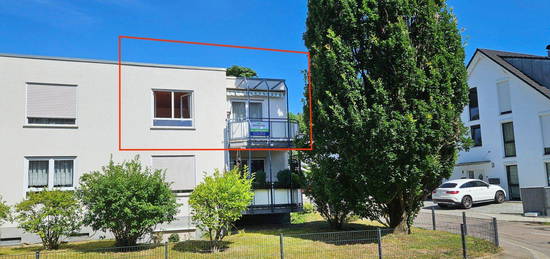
left=467, top=48, right=550, bottom=101
left=0, top=53, right=226, bottom=72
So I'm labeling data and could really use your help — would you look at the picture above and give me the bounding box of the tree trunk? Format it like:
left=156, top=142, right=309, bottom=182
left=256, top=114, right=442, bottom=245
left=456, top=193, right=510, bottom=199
left=387, top=194, right=408, bottom=233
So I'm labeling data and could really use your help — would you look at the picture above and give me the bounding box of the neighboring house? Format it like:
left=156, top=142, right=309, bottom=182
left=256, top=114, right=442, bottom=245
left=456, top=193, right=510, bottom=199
left=0, top=53, right=302, bottom=245
left=449, top=47, right=550, bottom=201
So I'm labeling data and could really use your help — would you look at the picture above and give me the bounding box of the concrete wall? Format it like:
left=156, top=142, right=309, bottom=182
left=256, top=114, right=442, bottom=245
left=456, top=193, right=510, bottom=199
left=0, top=55, right=227, bottom=242
left=450, top=52, right=550, bottom=198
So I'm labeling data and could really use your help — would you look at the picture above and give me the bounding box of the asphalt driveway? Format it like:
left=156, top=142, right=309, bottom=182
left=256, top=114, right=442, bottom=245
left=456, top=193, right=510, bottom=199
left=421, top=201, right=550, bottom=258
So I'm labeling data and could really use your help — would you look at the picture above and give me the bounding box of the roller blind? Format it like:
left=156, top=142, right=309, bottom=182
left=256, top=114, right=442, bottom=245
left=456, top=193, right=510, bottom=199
left=152, top=156, right=195, bottom=191
left=497, top=81, right=511, bottom=114
left=27, top=83, right=77, bottom=118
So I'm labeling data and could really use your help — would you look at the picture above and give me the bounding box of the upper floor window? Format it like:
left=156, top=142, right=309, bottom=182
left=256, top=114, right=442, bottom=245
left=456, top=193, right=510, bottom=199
left=470, top=125, right=482, bottom=147
left=468, top=88, right=479, bottom=121
left=502, top=122, right=516, bottom=157
left=546, top=163, right=550, bottom=186
left=27, top=157, right=74, bottom=190
left=497, top=81, right=512, bottom=114
left=26, top=83, right=77, bottom=125
left=153, top=90, right=192, bottom=127
left=231, top=101, right=263, bottom=120
left=541, top=115, right=550, bottom=155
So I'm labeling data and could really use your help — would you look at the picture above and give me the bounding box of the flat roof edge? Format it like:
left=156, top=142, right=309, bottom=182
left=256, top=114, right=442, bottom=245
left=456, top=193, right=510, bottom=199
left=0, top=53, right=226, bottom=72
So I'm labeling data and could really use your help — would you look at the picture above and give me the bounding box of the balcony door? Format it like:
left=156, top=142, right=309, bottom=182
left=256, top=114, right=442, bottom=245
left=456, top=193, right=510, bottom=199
left=506, top=165, right=521, bottom=200
left=231, top=101, right=263, bottom=120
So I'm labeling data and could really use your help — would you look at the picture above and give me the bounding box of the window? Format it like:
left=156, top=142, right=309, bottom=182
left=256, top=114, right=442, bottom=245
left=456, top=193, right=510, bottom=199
left=27, top=158, right=75, bottom=189
left=471, top=125, right=482, bottom=147
left=497, top=81, right=512, bottom=114
left=502, top=122, right=516, bottom=157
left=439, top=183, right=457, bottom=188
left=475, top=181, right=489, bottom=187
left=231, top=101, right=263, bottom=120
left=541, top=115, right=550, bottom=155
left=460, top=181, right=475, bottom=188
left=468, top=88, right=479, bottom=120
left=546, top=163, right=550, bottom=186
left=26, top=83, right=77, bottom=125
left=249, top=103, right=263, bottom=119
left=468, top=170, right=475, bottom=179
left=152, top=156, right=195, bottom=192
left=153, top=90, right=192, bottom=127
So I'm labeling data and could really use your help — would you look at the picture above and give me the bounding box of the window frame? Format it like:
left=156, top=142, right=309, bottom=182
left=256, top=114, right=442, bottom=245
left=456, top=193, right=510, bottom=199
left=24, top=82, right=78, bottom=128
left=470, top=125, right=482, bottom=147
left=501, top=122, right=517, bottom=157
left=230, top=99, right=264, bottom=121
left=25, top=157, right=76, bottom=192
left=468, top=87, right=480, bottom=121
left=540, top=114, right=550, bottom=155
left=546, top=163, right=550, bottom=186
left=151, top=89, right=194, bottom=129
left=496, top=80, right=512, bottom=115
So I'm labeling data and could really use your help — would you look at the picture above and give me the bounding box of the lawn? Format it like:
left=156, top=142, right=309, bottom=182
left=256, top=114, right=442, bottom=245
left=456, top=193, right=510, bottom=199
left=0, top=213, right=500, bottom=259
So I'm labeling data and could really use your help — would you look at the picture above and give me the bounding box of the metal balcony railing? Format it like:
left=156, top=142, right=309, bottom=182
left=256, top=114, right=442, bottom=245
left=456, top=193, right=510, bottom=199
left=228, top=118, right=299, bottom=147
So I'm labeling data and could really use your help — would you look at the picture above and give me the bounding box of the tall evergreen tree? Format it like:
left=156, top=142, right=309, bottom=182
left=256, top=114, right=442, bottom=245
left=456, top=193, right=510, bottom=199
left=303, top=0, right=469, bottom=232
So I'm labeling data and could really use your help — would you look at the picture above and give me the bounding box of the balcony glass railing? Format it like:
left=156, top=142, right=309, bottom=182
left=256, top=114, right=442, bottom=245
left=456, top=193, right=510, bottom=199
left=228, top=118, right=299, bottom=143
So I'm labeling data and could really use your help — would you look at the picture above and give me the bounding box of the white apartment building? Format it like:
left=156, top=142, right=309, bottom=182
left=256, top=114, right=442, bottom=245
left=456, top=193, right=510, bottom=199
left=0, top=53, right=302, bottom=245
left=450, top=48, right=550, bottom=201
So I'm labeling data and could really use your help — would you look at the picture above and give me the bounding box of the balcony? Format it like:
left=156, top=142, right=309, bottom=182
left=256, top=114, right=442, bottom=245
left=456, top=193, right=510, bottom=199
left=228, top=118, right=299, bottom=148
left=245, top=184, right=303, bottom=215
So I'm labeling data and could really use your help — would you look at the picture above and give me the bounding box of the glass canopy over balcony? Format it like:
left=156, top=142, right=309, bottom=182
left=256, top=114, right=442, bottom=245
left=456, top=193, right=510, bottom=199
left=226, top=77, right=300, bottom=149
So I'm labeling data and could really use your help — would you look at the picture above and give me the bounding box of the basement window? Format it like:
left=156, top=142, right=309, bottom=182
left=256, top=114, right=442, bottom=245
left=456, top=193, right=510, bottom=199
left=153, top=90, right=193, bottom=127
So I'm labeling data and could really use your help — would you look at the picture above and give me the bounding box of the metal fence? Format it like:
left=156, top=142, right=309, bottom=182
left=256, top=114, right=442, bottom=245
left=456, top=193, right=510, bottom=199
left=0, top=211, right=499, bottom=259
left=414, top=208, right=499, bottom=246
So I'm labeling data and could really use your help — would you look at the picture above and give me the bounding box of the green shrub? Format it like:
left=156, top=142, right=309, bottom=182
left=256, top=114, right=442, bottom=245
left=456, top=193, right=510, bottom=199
left=15, top=190, right=82, bottom=250
left=78, top=156, right=179, bottom=247
left=168, top=233, right=180, bottom=243
left=276, top=169, right=302, bottom=188
left=254, top=171, right=266, bottom=185
left=302, top=202, right=315, bottom=214
left=0, top=196, right=10, bottom=225
left=189, top=167, right=254, bottom=251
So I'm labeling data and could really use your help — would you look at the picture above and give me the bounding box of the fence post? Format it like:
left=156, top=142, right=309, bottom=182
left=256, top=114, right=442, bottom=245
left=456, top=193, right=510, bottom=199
left=279, top=233, right=285, bottom=259
left=431, top=207, right=436, bottom=230
left=462, top=212, right=468, bottom=236
left=35, top=251, right=40, bottom=259
left=164, top=241, right=168, bottom=259
left=492, top=217, right=499, bottom=247
left=460, top=224, right=467, bottom=259
left=377, top=228, right=383, bottom=259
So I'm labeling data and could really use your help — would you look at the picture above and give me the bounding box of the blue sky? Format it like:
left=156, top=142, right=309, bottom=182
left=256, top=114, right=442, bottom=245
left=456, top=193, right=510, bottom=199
left=1, top=0, right=549, bottom=113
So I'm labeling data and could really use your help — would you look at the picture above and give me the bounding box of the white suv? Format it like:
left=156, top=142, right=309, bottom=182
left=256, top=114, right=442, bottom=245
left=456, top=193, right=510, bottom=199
left=432, top=179, right=506, bottom=209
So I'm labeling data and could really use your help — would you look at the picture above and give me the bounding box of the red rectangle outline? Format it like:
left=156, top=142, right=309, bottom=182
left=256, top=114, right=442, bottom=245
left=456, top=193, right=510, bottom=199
left=118, top=35, right=313, bottom=151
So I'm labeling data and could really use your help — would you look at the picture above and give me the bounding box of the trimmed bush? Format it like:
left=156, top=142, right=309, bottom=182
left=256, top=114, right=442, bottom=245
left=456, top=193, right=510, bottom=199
left=15, top=190, right=82, bottom=250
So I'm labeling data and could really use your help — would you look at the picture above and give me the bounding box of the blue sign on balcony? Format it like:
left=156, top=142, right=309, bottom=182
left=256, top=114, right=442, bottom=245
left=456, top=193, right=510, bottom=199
left=250, top=121, right=269, bottom=136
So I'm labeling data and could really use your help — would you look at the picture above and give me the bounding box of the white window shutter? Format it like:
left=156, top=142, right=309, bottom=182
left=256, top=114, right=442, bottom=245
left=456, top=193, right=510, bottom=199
left=541, top=115, right=550, bottom=148
left=497, top=81, right=511, bottom=113
left=152, top=156, right=195, bottom=191
left=27, top=83, right=77, bottom=119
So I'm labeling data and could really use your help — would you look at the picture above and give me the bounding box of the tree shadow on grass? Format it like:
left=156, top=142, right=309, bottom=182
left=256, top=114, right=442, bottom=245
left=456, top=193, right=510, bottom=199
left=241, top=220, right=394, bottom=246
left=172, top=240, right=232, bottom=254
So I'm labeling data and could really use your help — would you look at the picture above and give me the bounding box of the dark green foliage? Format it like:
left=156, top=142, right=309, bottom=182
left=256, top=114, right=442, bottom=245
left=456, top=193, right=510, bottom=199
left=15, top=191, right=82, bottom=249
left=226, top=65, right=258, bottom=77
left=78, top=157, right=179, bottom=246
left=303, top=0, right=469, bottom=232
left=168, top=233, right=180, bottom=243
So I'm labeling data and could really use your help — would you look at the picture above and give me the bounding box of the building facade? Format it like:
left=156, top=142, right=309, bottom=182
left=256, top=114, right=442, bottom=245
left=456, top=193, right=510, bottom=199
left=450, top=48, right=550, bottom=200
left=0, top=53, right=302, bottom=245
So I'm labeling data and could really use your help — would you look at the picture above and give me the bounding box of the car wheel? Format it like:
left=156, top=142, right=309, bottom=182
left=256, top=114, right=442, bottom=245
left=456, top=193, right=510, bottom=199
left=495, top=191, right=505, bottom=204
left=437, top=203, right=449, bottom=208
left=461, top=196, right=473, bottom=209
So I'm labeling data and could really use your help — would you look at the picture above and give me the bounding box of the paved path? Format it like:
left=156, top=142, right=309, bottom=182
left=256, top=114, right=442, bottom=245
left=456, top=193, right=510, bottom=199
left=420, top=201, right=550, bottom=258
left=422, top=201, right=550, bottom=223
